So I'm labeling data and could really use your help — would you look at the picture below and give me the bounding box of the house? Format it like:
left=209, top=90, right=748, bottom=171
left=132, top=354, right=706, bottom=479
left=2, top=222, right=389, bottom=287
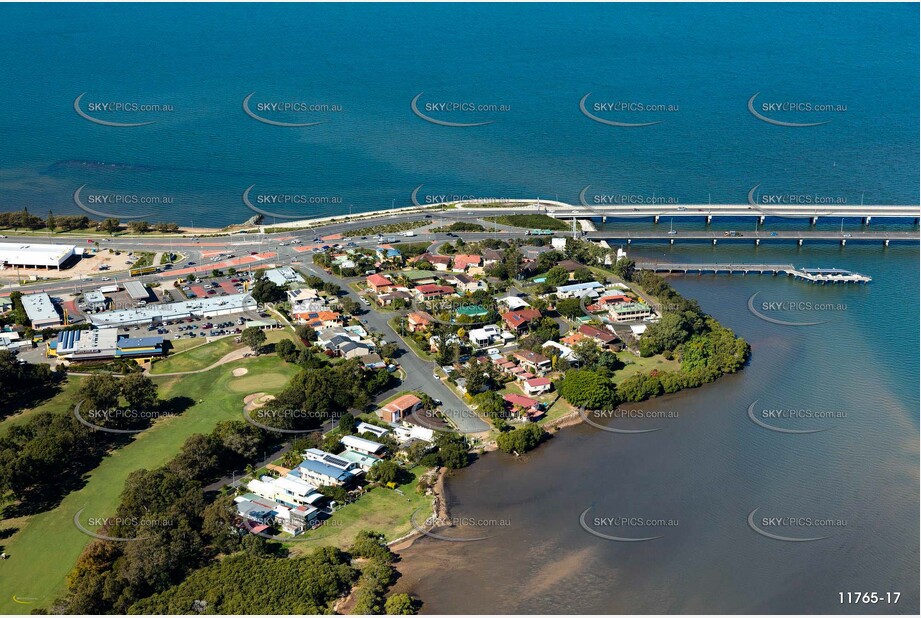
left=481, top=249, right=503, bottom=266
left=376, top=289, right=413, bottom=307
left=360, top=352, right=387, bottom=369
left=366, top=273, right=394, bottom=292
left=498, top=295, right=530, bottom=311
left=504, top=393, right=539, bottom=413
left=520, top=245, right=554, bottom=260
left=557, top=260, right=587, bottom=275
left=378, top=393, right=423, bottom=423
left=555, top=281, right=605, bottom=299
left=356, top=422, right=390, bottom=439
left=294, top=310, right=341, bottom=330
left=561, top=331, right=588, bottom=347
left=414, top=284, right=454, bottom=300
left=337, top=449, right=383, bottom=472
left=293, top=459, right=355, bottom=487
left=609, top=302, right=653, bottom=322
left=468, top=324, right=502, bottom=348
left=418, top=254, right=452, bottom=271
left=390, top=423, right=435, bottom=446
left=522, top=376, right=553, bottom=396
left=542, top=340, right=578, bottom=363
left=247, top=475, right=324, bottom=508
left=339, top=340, right=375, bottom=359
left=578, top=324, right=619, bottom=349
left=502, top=308, right=542, bottom=333
left=406, top=311, right=434, bottom=333
left=376, top=247, right=402, bottom=261
left=443, top=273, right=487, bottom=293
left=452, top=254, right=482, bottom=273
left=340, top=434, right=386, bottom=456
left=585, top=294, right=632, bottom=313
left=399, top=270, right=439, bottom=286
left=302, top=449, right=364, bottom=474
left=512, top=349, right=552, bottom=374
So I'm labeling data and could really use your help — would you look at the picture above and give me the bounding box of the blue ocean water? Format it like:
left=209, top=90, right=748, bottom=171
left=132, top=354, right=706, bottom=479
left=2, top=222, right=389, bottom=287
left=0, top=3, right=918, bottom=224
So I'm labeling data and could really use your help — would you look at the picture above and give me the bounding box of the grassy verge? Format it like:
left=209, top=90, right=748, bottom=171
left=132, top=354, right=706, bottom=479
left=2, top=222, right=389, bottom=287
left=482, top=214, right=569, bottom=231
left=286, top=466, right=432, bottom=553
left=0, top=355, right=299, bottom=614
left=614, top=350, right=680, bottom=380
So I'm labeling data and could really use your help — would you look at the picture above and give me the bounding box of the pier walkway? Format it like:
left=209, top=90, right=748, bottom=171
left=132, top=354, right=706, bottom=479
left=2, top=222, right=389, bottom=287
left=635, top=262, right=872, bottom=284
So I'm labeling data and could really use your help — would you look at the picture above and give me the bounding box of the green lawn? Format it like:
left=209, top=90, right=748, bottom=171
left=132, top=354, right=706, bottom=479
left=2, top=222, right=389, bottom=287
left=614, top=351, right=680, bottom=380
left=0, top=376, right=85, bottom=436
left=482, top=214, right=569, bottom=231
left=286, top=466, right=433, bottom=554
left=150, top=336, right=240, bottom=374
left=0, top=355, right=298, bottom=614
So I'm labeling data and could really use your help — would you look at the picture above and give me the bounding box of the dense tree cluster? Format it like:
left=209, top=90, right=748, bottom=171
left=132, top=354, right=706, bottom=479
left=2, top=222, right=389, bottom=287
left=496, top=423, right=546, bottom=454
left=59, top=419, right=278, bottom=613
left=0, top=348, right=57, bottom=416
left=127, top=549, right=357, bottom=614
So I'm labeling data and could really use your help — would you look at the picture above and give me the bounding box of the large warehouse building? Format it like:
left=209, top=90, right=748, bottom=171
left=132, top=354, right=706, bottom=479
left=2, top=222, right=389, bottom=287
left=0, top=242, right=77, bottom=269
left=88, top=293, right=258, bottom=327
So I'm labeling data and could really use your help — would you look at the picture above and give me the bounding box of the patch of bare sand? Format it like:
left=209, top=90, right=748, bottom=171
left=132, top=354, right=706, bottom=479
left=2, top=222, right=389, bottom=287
left=231, top=367, right=248, bottom=377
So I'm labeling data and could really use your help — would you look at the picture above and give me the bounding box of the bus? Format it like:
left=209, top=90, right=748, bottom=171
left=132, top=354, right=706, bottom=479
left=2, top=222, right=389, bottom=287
left=526, top=229, right=554, bottom=236
left=129, top=265, right=158, bottom=277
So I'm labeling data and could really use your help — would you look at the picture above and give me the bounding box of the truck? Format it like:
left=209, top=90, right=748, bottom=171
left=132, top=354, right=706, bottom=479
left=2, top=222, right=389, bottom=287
left=526, top=229, right=554, bottom=236
left=401, top=231, right=416, bottom=237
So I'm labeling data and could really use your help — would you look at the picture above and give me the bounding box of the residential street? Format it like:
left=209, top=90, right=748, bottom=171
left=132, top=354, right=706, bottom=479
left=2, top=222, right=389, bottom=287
left=304, top=258, right=490, bottom=433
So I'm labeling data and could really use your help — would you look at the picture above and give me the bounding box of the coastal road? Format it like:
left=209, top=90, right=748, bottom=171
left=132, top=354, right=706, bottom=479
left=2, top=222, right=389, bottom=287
left=302, top=258, right=490, bottom=434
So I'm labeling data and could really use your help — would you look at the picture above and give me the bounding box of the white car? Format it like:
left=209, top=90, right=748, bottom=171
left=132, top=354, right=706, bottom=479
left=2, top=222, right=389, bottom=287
left=100, top=277, right=112, bottom=281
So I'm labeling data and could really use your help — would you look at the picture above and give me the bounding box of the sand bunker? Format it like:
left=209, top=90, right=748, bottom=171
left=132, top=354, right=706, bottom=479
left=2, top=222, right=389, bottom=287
left=242, top=392, right=276, bottom=412
left=232, top=367, right=248, bottom=377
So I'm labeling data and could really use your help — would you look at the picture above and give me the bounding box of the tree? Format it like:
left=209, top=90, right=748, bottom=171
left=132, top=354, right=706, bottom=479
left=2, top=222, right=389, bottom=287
left=337, top=411, right=355, bottom=435
left=99, top=218, right=120, bottom=234
left=295, top=323, right=317, bottom=343
left=545, top=266, right=570, bottom=287
left=120, top=372, right=158, bottom=411
left=339, top=296, right=359, bottom=315
left=79, top=373, right=121, bottom=411
left=251, top=278, right=285, bottom=304
left=241, top=327, right=267, bottom=355
left=128, top=221, right=151, bottom=233
left=474, top=390, right=505, bottom=419
left=496, top=424, right=546, bottom=454
left=558, top=369, right=618, bottom=409
left=368, top=459, right=402, bottom=485
left=385, top=593, right=418, bottom=615
left=276, top=338, right=297, bottom=362
left=555, top=297, right=583, bottom=319
left=572, top=339, right=602, bottom=368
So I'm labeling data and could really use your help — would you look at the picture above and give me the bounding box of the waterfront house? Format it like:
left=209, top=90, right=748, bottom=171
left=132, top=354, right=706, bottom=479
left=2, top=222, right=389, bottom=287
left=609, top=302, right=653, bottom=322
left=377, top=393, right=423, bottom=423
left=356, top=422, right=390, bottom=439
left=340, top=434, right=386, bottom=456
left=522, top=376, right=553, bottom=396
left=293, top=459, right=355, bottom=487
left=578, top=324, right=620, bottom=349
left=555, top=281, right=605, bottom=299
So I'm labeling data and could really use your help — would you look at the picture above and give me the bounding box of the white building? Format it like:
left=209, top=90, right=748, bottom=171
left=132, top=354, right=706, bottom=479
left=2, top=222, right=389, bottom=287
left=340, top=434, right=386, bottom=456
left=264, top=267, right=304, bottom=287
left=83, top=290, right=107, bottom=311
left=89, top=293, right=257, bottom=327
left=0, top=242, right=76, bottom=270
left=469, top=324, right=502, bottom=348
left=21, top=292, right=62, bottom=328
